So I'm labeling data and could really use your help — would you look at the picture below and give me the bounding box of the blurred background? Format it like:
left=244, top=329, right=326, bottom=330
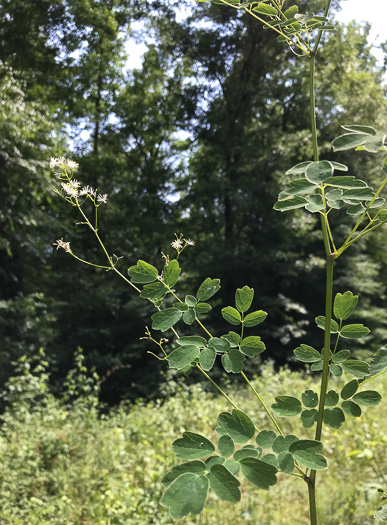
left=1, top=0, right=386, bottom=405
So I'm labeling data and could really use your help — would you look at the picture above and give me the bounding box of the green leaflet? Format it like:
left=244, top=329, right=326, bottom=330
left=341, top=360, right=370, bottom=378
left=197, top=278, right=221, bottom=301
left=333, top=291, right=358, bottom=320
left=340, top=379, right=359, bottom=400
left=332, top=132, right=371, bottom=151
left=256, top=430, right=276, bottom=449
left=274, top=196, right=307, bottom=211
left=168, top=345, right=200, bottom=370
left=323, top=408, right=345, bottom=429
left=172, top=432, right=215, bottom=460
left=217, top=435, right=235, bottom=457
left=224, top=459, right=240, bottom=475
left=277, top=451, right=295, bottom=475
left=285, top=161, right=312, bottom=175
left=315, top=316, right=339, bottom=333
left=239, top=457, right=278, bottom=490
left=278, top=179, right=318, bottom=200
left=151, top=308, right=182, bottom=332
left=207, top=464, right=241, bottom=504
left=294, top=344, right=322, bottom=363
left=235, top=286, right=254, bottom=313
left=208, top=337, right=230, bottom=352
left=163, top=260, right=181, bottom=287
left=240, top=336, right=265, bottom=357
left=324, top=176, right=367, bottom=189
left=183, top=309, right=196, bottom=325
left=195, top=302, right=212, bottom=314
left=341, top=400, right=362, bottom=417
left=199, top=346, right=216, bottom=371
left=161, top=472, right=209, bottom=519
left=272, top=396, right=302, bottom=417
left=223, top=331, right=241, bottom=347
left=305, top=160, right=333, bottom=184
left=332, top=350, right=350, bottom=363
left=244, top=310, right=267, bottom=327
left=301, top=409, right=318, bottom=428
left=206, top=455, right=225, bottom=469
left=221, top=306, right=242, bottom=325
left=221, top=349, right=245, bottom=373
left=233, top=448, right=259, bottom=461
left=289, top=440, right=328, bottom=470
left=301, top=390, right=318, bottom=408
left=185, top=295, right=197, bottom=307
left=352, top=391, right=382, bottom=407
left=140, top=281, right=168, bottom=301
left=216, top=410, right=255, bottom=444
left=361, top=345, right=387, bottom=382
left=162, top=461, right=206, bottom=487
left=272, top=435, right=299, bottom=454
left=325, top=390, right=339, bottom=407
left=128, top=260, right=158, bottom=283
left=253, top=2, right=277, bottom=15
left=177, top=336, right=207, bottom=347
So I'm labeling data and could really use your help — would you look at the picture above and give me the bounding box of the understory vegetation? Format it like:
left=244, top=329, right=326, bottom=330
left=0, top=352, right=386, bottom=525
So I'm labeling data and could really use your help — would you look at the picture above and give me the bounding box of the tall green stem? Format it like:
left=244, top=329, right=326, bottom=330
left=308, top=254, right=335, bottom=525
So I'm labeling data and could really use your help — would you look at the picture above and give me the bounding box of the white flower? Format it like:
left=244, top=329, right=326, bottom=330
left=171, top=239, right=183, bottom=250
left=184, top=239, right=195, bottom=246
left=79, top=185, right=95, bottom=196
left=61, top=179, right=80, bottom=198
left=66, top=159, right=79, bottom=171
left=97, top=193, right=108, bottom=204
left=50, top=157, right=58, bottom=169
left=55, top=239, right=72, bottom=253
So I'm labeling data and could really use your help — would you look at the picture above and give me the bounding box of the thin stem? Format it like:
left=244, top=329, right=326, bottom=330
left=308, top=481, right=318, bottom=525
left=309, top=254, right=335, bottom=510
left=240, top=371, right=283, bottom=436
left=70, top=253, right=111, bottom=270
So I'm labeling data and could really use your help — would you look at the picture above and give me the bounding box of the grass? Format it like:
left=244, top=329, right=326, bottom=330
left=0, top=355, right=386, bottom=524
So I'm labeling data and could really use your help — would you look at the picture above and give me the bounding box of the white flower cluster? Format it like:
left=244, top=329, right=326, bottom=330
left=170, top=238, right=195, bottom=250
left=50, top=157, right=79, bottom=171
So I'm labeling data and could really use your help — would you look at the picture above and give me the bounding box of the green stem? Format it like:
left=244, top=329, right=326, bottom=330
left=308, top=254, right=335, bottom=521
left=240, top=371, right=283, bottom=436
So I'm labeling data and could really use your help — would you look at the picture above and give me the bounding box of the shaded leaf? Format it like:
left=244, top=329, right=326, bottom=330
left=185, top=295, right=197, bottom=307
left=285, top=161, right=312, bottom=175
left=195, top=302, right=212, bottom=314
left=325, top=390, right=339, bottom=407
left=183, top=309, right=196, bottom=325
left=330, top=364, right=343, bottom=376
left=233, top=448, right=259, bottom=461
left=361, top=345, right=387, bottom=382
left=315, top=316, right=339, bottom=333
left=274, top=196, right=307, bottom=211
left=332, top=132, right=370, bottom=151
left=332, top=350, right=350, bottom=363
left=208, top=337, right=230, bottom=352
left=224, top=459, right=240, bottom=475
left=222, top=331, right=241, bottom=347
left=324, top=176, right=367, bottom=189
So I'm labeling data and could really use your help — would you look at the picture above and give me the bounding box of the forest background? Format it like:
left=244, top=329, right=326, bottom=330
left=1, top=0, right=387, bottom=406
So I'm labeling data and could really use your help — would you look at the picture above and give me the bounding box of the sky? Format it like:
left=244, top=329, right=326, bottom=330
left=335, top=0, right=386, bottom=65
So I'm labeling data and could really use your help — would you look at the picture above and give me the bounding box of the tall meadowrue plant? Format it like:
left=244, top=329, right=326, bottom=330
left=50, top=1, right=387, bottom=523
